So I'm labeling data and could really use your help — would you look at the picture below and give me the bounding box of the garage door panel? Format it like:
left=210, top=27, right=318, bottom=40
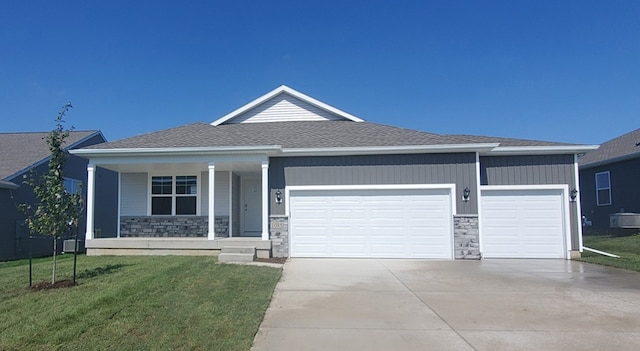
left=290, top=188, right=453, bottom=258
left=481, top=188, right=566, bottom=259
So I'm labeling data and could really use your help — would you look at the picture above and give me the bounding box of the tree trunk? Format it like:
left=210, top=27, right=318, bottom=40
left=52, top=238, right=57, bottom=284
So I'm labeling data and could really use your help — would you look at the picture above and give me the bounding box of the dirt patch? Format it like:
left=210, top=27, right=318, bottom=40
left=255, top=257, right=287, bottom=264
left=30, top=279, right=77, bottom=291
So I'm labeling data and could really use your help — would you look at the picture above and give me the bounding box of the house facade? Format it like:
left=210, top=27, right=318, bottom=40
left=72, top=86, right=597, bottom=259
left=579, top=128, right=640, bottom=229
left=0, top=131, right=117, bottom=261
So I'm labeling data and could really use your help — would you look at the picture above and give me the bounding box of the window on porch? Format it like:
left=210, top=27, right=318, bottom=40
left=151, top=175, right=198, bottom=215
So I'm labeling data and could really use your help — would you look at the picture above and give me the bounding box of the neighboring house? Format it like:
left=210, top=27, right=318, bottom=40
left=579, top=128, right=640, bottom=229
left=71, top=85, right=597, bottom=260
left=0, top=131, right=117, bottom=261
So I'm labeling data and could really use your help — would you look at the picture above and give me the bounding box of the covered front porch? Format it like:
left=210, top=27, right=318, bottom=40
left=85, top=237, right=272, bottom=258
left=81, top=150, right=276, bottom=257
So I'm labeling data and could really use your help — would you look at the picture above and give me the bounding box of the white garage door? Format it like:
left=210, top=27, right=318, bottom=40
left=289, top=187, right=453, bottom=258
left=481, top=188, right=567, bottom=258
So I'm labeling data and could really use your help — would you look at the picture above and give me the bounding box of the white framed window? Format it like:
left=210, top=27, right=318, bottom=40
left=595, top=171, right=611, bottom=206
left=150, top=175, right=199, bottom=215
left=64, top=178, right=82, bottom=195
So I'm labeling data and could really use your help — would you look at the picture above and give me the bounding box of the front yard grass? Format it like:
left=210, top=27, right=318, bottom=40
left=580, top=232, right=640, bottom=272
left=0, top=255, right=282, bottom=351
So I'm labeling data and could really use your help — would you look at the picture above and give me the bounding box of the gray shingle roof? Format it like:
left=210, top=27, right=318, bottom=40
left=446, top=134, right=575, bottom=147
left=84, top=121, right=577, bottom=151
left=0, top=131, right=101, bottom=181
left=579, top=128, right=640, bottom=167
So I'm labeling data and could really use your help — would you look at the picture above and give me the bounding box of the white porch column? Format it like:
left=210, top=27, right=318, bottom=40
left=85, top=164, right=96, bottom=240
left=208, top=163, right=216, bottom=240
left=261, top=160, right=269, bottom=240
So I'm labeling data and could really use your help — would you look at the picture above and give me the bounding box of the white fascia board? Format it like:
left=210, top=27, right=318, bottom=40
left=0, top=180, right=19, bottom=189
left=480, top=184, right=569, bottom=191
left=70, top=145, right=282, bottom=158
left=280, top=143, right=500, bottom=156
left=483, top=145, right=599, bottom=156
left=211, top=85, right=364, bottom=126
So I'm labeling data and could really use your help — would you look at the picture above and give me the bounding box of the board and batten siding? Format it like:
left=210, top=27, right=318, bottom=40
left=480, top=154, right=581, bottom=250
left=480, top=155, right=576, bottom=187
left=120, top=173, right=148, bottom=216
left=228, top=93, right=343, bottom=124
left=214, top=171, right=230, bottom=216
left=269, top=153, right=477, bottom=215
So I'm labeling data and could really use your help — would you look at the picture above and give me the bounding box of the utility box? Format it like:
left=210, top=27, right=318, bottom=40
left=610, top=213, right=640, bottom=229
left=63, top=239, right=85, bottom=253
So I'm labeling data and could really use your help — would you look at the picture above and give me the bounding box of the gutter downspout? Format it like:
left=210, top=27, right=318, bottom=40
left=582, top=246, right=620, bottom=258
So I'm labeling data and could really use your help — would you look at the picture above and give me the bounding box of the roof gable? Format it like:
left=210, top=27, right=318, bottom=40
left=211, top=85, right=364, bottom=126
left=579, top=128, right=640, bottom=168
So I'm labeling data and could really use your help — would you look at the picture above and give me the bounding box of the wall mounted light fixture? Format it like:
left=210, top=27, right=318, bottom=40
left=570, top=188, right=578, bottom=202
left=462, top=187, right=471, bottom=202
left=275, top=190, right=283, bottom=204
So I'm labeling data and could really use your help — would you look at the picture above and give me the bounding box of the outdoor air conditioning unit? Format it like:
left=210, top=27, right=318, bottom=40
left=610, top=213, right=640, bottom=229
left=63, top=239, right=85, bottom=253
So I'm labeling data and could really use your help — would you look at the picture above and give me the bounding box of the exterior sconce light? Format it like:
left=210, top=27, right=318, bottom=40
left=275, top=190, right=283, bottom=204
left=462, top=187, right=471, bottom=202
left=570, top=188, right=578, bottom=202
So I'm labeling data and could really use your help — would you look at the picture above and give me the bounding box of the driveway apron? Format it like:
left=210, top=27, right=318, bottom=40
left=251, top=259, right=640, bottom=351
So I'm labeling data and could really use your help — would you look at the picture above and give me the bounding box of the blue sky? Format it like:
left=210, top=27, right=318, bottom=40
left=1, top=1, right=638, bottom=145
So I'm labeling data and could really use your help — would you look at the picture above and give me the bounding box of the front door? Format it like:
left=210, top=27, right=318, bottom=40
left=242, top=178, right=262, bottom=236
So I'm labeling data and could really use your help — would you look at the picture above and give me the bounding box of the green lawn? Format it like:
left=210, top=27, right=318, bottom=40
left=0, top=254, right=282, bottom=351
left=580, top=233, right=640, bottom=272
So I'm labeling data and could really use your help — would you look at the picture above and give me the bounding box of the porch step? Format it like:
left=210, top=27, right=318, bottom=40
left=221, top=246, right=256, bottom=255
left=218, top=246, right=256, bottom=263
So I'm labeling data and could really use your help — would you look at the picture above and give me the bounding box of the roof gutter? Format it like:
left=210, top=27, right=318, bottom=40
left=280, top=143, right=500, bottom=156
left=70, top=145, right=283, bottom=158
left=484, top=145, right=600, bottom=156
left=0, top=180, right=19, bottom=189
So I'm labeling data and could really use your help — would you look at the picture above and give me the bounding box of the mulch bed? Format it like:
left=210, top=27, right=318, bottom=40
left=255, top=257, right=288, bottom=264
left=30, top=279, right=77, bottom=291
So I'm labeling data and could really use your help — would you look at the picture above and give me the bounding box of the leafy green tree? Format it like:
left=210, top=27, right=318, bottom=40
left=19, top=103, right=83, bottom=284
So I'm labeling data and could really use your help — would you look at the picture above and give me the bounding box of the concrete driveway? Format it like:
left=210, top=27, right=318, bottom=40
left=251, top=259, right=640, bottom=351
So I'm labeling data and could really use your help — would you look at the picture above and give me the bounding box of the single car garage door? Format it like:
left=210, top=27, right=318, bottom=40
left=480, top=187, right=567, bottom=258
left=289, top=187, right=453, bottom=258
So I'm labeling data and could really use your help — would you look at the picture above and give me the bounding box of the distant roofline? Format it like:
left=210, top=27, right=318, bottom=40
left=3, top=130, right=105, bottom=182
left=210, top=85, right=365, bottom=126
left=579, top=150, right=640, bottom=169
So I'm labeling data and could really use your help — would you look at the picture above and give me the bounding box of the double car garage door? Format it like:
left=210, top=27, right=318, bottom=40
left=289, top=187, right=454, bottom=258
left=288, top=186, right=568, bottom=259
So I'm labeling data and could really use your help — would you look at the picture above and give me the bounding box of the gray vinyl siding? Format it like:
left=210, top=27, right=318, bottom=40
left=200, top=171, right=230, bottom=216
left=232, top=173, right=240, bottom=237
left=480, top=154, right=581, bottom=250
left=269, top=153, right=478, bottom=215
left=480, top=155, right=575, bottom=187
left=200, top=171, right=208, bottom=215
left=579, top=157, right=640, bottom=229
left=120, top=173, right=148, bottom=216
left=214, top=171, right=230, bottom=216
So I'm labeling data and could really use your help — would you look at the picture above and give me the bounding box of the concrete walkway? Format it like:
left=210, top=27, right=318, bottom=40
left=252, top=259, right=640, bottom=351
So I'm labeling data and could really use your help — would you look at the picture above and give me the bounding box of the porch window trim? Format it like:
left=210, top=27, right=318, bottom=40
left=595, top=171, right=611, bottom=206
left=148, top=173, right=201, bottom=216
